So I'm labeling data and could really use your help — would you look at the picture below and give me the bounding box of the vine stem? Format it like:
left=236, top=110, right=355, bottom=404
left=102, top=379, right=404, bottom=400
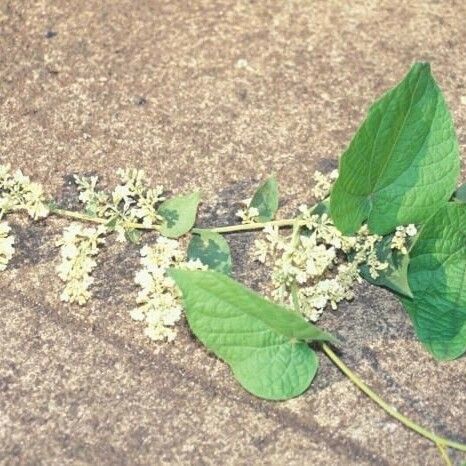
left=288, top=283, right=464, bottom=461
left=50, top=208, right=302, bottom=234
left=49, top=207, right=160, bottom=231
left=321, top=343, right=466, bottom=455
left=51, top=207, right=310, bottom=235
left=437, top=443, right=453, bottom=466
left=192, top=218, right=308, bottom=234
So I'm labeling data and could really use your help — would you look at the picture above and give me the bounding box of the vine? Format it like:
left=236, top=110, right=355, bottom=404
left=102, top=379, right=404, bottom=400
left=1, top=62, right=466, bottom=464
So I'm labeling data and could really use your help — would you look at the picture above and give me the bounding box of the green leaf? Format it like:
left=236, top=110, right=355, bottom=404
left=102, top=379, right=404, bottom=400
left=158, top=192, right=201, bottom=238
left=453, top=182, right=466, bottom=202
left=401, top=203, right=466, bottom=360
left=105, top=216, right=118, bottom=231
left=359, top=234, right=413, bottom=298
left=169, top=269, right=336, bottom=400
left=250, top=177, right=279, bottom=222
left=330, top=62, right=460, bottom=235
left=124, top=228, right=141, bottom=244
left=187, top=231, right=232, bottom=275
left=311, top=199, right=330, bottom=216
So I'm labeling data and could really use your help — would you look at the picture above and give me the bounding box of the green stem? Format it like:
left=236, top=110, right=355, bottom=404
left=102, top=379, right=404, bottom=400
left=50, top=207, right=109, bottom=225
left=193, top=218, right=308, bottom=235
left=321, top=343, right=466, bottom=454
left=288, top=282, right=464, bottom=458
left=436, top=443, right=453, bottom=466
left=49, top=207, right=159, bottom=231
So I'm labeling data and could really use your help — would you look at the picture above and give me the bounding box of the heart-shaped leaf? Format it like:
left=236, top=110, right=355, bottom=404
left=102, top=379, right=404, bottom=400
left=158, top=192, right=200, bottom=238
left=170, top=269, right=336, bottom=400
left=330, top=63, right=459, bottom=235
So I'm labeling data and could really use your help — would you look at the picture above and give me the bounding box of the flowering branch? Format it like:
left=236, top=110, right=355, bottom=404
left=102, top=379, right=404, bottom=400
left=1, top=162, right=465, bottom=464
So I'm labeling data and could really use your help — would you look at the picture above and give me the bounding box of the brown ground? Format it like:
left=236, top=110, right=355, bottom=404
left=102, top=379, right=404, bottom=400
left=1, top=1, right=466, bottom=465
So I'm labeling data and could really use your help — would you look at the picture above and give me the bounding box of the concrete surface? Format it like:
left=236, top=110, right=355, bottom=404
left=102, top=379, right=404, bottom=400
left=1, top=1, right=466, bottom=465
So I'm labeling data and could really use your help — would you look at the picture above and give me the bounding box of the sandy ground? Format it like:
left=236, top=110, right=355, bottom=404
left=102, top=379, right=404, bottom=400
left=0, top=1, right=465, bottom=464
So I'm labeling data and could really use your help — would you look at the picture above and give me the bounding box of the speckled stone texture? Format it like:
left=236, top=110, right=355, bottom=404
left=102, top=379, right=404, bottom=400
left=1, top=1, right=465, bottom=465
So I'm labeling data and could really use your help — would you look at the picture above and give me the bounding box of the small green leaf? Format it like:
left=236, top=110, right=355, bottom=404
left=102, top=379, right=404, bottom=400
left=84, top=204, right=98, bottom=217
left=105, top=216, right=118, bottom=231
left=124, top=228, right=141, bottom=244
left=250, top=177, right=279, bottom=222
left=453, top=182, right=466, bottom=202
left=311, top=199, right=330, bottom=216
left=170, top=269, right=336, bottom=400
left=187, top=231, right=232, bottom=275
left=359, top=234, right=413, bottom=298
left=158, top=192, right=201, bottom=238
left=330, top=62, right=460, bottom=235
left=401, top=203, right=466, bottom=360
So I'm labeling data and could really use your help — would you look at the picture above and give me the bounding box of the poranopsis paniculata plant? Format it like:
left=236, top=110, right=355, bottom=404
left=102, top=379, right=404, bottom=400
left=1, top=63, right=464, bottom=460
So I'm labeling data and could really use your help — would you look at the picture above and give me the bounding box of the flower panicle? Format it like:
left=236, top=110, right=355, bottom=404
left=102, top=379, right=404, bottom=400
left=56, top=223, right=107, bottom=305
left=131, top=236, right=207, bottom=342
left=253, top=197, right=389, bottom=322
left=0, top=164, right=49, bottom=220
left=74, top=169, right=165, bottom=241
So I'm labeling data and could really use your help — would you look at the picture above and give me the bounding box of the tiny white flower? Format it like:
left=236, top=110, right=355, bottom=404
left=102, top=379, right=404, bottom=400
left=248, top=207, right=260, bottom=218
left=406, top=224, right=417, bottom=236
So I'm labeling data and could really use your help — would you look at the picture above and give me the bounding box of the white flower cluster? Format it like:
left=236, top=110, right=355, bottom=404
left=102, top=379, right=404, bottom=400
left=0, top=164, right=49, bottom=220
left=131, top=237, right=207, bottom=342
left=0, top=222, right=14, bottom=271
left=236, top=198, right=260, bottom=224
left=390, top=224, right=417, bottom=255
left=56, top=223, right=107, bottom=305
left=312, top=169, right=339, bottom=201
left=74, top=168, right=165, bottom=241
left=254, top=206, right=388, bottom=322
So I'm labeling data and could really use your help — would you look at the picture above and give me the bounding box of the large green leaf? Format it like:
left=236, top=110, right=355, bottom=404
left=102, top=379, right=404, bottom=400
left=187, top=231, right=232, bottom=275
left=170, top=269, right=336, bottom=400
left=401, top=203, right=466, bottom=360
left=158, top=192, right=200, bottom=238
left=330, top=63, right=459, bottom=235
left=250, top=177, right=279, bottom=222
